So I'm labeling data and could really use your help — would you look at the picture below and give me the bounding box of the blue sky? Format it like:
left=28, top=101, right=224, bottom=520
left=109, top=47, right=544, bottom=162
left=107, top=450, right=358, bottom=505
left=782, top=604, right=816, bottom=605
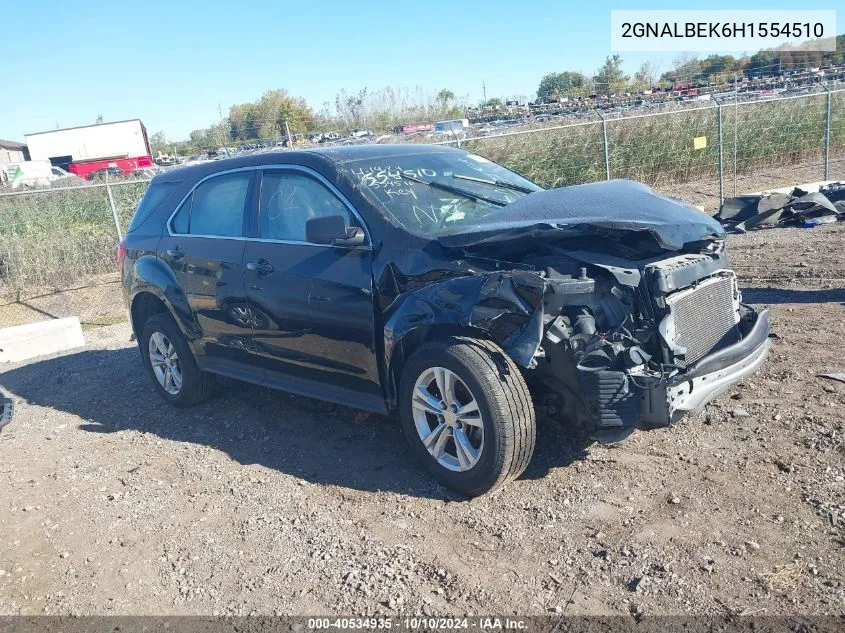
left=2, top=0, right=839, bottom=142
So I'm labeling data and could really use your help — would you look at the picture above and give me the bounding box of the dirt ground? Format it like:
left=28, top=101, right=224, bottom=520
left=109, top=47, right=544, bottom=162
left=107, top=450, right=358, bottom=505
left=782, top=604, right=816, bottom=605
left=0, top=225, right=843, bottom=617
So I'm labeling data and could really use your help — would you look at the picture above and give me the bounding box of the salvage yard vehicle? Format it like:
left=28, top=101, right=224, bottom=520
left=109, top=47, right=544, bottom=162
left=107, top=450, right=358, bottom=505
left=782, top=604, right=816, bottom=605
left=119, top=145, right=770, bottom=496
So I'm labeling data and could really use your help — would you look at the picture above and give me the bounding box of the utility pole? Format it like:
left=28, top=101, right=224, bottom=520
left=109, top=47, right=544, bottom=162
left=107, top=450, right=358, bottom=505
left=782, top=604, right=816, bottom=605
left=285, top=119, right=293, bottom=147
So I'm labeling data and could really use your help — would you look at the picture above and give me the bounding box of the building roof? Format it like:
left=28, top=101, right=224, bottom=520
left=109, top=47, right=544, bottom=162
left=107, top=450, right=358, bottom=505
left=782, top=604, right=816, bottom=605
left=0, top=139, right=27, bottom=150
left=25, top=119, right=144, bottom=138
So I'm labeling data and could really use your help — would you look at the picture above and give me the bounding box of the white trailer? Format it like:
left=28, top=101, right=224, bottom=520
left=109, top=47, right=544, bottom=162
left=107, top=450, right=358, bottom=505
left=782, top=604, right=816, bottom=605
left=26, top=119, right=151, bottom=162
left=24, top=120, right=153, bottom=177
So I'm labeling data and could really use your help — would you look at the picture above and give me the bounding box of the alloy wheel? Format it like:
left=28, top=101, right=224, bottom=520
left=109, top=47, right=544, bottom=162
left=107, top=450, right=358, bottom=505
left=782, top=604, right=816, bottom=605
left=148, top=331, right=183, bottom=395
left=411, top=367, right=484, bottom=472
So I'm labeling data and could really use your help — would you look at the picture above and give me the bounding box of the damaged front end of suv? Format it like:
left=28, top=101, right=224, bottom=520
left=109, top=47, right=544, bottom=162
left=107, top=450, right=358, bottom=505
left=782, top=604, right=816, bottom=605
left=380, top=179, right=770, bottom=442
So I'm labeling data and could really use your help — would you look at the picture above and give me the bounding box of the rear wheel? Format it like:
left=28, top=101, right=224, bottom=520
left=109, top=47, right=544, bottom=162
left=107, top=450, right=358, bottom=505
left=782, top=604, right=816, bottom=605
left=399, top=337, right=535, bottom=497
left=140, top=313, right=215, bottom=407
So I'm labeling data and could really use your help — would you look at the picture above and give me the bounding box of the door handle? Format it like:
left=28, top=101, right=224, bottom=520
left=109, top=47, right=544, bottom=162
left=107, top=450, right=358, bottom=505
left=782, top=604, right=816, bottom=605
left=166, top=246, right=184, bottom=260
left=247, top=260, right=274, bottom=274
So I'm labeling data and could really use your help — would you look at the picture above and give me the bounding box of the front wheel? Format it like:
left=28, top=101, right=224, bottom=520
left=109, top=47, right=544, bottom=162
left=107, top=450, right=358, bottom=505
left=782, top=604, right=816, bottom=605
left=399, top=337, right=536, bottom=497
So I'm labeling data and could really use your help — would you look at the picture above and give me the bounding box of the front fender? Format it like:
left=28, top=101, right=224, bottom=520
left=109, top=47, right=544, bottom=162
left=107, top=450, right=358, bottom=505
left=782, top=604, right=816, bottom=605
left=381, top=270, right=547, bottom=406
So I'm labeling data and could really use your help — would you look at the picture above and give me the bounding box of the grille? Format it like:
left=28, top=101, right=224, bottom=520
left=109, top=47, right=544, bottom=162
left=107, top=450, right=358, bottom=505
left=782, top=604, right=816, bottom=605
left=669, top=275, right=740, bottom=365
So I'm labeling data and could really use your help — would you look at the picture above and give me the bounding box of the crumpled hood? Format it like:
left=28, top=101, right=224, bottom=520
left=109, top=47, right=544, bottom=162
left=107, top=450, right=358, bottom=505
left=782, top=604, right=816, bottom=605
left=438, top=179, right=725, bottom=251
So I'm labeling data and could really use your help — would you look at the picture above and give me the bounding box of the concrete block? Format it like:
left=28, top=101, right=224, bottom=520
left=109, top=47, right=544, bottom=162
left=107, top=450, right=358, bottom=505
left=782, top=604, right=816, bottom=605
left=0, top=317, right=85, bottom=363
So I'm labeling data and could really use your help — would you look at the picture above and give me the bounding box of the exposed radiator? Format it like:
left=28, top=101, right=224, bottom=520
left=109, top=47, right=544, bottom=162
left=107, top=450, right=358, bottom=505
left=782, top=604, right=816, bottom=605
left=667, top=274, right=740, bottom=365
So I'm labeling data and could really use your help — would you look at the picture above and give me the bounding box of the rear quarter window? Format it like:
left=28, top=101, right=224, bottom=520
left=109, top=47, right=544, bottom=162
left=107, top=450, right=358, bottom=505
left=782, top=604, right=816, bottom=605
left=127, top=182, right=179, bottom=233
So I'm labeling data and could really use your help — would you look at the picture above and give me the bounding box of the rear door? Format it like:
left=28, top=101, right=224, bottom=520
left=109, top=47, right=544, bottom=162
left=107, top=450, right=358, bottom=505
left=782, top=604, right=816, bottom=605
left=242, top=167, right=383, bottom=411
left=158, top=169, right=259, bottom=371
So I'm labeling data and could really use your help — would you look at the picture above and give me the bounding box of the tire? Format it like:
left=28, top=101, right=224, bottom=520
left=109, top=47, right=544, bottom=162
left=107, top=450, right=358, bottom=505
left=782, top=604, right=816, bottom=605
left=399, top=336, right=536, bottom=497
left=140, top=312, right=215, bottom=407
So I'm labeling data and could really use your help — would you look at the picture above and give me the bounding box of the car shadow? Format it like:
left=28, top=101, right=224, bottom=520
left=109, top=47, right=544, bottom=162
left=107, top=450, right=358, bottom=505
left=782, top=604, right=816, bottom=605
left=0, top=348, right=591, bottom=500
left=742, top=286, right=845, bottom=305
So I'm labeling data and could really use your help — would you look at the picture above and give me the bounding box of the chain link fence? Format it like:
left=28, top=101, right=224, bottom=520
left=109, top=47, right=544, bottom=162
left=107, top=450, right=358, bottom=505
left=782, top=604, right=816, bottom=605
left=721, top=90, right=840, bottom=199
left=0, top=180, right=147, bottom=329
left=0, top=87, right=843, bottom=331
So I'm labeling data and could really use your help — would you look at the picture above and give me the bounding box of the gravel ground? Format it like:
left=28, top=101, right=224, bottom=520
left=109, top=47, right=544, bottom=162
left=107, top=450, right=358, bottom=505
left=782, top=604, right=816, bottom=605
left=0, top=225, right=843, bottom=617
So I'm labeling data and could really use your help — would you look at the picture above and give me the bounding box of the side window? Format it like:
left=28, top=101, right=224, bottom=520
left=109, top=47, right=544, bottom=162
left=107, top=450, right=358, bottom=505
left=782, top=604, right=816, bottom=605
left=259, top=171, right=355, bottom=242
left=171, top=196, right=191, bottom=233
left=172, top=172, right=251, bottom=237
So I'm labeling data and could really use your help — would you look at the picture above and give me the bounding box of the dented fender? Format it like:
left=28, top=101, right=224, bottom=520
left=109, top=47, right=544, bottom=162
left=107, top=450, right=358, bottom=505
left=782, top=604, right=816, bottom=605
left=382, top=268, right=547, bottom=372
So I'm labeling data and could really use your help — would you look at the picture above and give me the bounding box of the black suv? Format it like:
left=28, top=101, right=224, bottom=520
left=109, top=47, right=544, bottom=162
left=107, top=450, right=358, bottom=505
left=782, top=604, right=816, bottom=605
left=120, top=145, right=770, bottom=496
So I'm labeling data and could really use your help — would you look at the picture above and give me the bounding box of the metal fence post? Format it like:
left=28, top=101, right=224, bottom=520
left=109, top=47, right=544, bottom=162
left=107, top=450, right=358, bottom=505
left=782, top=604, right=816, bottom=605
left=733, top=73, right=738, bottom=197
left=104, top=177, right=123, bottom=242
left=823, top=83, right=832, bottom=180
left=595, top=110, right=611, bottom=180
left=715, top=100, right=724, bottom=207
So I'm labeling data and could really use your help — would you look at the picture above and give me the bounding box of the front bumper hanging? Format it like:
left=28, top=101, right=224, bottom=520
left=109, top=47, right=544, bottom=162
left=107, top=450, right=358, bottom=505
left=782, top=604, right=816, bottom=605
left=666, top=307, right=771, bottom=417
left=640, top=308, right=771, bottom=427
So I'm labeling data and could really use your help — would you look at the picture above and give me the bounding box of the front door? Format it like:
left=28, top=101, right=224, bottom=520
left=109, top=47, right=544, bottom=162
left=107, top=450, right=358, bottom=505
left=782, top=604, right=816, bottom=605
left=243, top=168, right=383, bottom=411
left=158, top=169, right=257, bottom=370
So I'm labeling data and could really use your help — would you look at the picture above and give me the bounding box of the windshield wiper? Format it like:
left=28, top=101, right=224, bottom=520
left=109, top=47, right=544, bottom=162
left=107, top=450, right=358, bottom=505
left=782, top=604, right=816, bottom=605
left=398, top=172, right=507, bottom=207
left=452, top=173, right=536, bottom=194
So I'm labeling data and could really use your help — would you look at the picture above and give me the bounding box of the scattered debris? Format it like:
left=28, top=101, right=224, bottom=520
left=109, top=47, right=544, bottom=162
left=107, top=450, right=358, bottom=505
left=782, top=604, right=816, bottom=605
left=716, top=182, right=845, bottom=232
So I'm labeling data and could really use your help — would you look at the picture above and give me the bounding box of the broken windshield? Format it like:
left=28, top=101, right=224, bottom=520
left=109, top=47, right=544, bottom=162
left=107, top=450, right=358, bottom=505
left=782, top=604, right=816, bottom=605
left=340, top=151, right=542, bottom=236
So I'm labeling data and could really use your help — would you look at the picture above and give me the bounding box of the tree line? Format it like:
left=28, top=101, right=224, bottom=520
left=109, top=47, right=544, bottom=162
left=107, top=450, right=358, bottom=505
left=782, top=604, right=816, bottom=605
left=538, top=34, right=845, bottom=100
left=150, top=34, right=844, bottom=155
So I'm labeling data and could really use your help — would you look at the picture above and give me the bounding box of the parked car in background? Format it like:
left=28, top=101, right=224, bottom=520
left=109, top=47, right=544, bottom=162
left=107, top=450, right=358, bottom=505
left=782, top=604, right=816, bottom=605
left=49, top=166, right=83, bottom=185
left=119, top=145, right=770, bottom=496
left=87, top=166, right=124, bottom=181
left=433, top=118, right=469, bottom=135
left=130, top=167, right=162, bottom=179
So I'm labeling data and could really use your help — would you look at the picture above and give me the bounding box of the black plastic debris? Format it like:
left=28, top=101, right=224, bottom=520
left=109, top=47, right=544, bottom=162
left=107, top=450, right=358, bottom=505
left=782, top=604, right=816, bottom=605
left=820, top=181, right=845, bottom=204
left=715, top=183, right=844, bottom=232
left=0, top=395, right=12, bottom=432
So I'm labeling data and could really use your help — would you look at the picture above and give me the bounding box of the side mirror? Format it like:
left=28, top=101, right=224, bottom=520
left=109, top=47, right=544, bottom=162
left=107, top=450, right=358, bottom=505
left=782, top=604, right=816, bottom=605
left=305, top=215, right=365, bottom=247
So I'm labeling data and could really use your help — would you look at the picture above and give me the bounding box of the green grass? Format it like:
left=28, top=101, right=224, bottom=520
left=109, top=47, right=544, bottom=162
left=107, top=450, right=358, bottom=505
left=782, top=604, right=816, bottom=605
left=466, top=93, right=842, bottom=189
left=0, top=182, right=147, bottom=298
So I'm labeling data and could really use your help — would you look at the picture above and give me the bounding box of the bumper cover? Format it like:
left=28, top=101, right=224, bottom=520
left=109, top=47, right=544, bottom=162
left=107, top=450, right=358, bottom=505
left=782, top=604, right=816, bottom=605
left=667, top=307, right=771, bottom=418
left=638, top=308, right=771, bottom=428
